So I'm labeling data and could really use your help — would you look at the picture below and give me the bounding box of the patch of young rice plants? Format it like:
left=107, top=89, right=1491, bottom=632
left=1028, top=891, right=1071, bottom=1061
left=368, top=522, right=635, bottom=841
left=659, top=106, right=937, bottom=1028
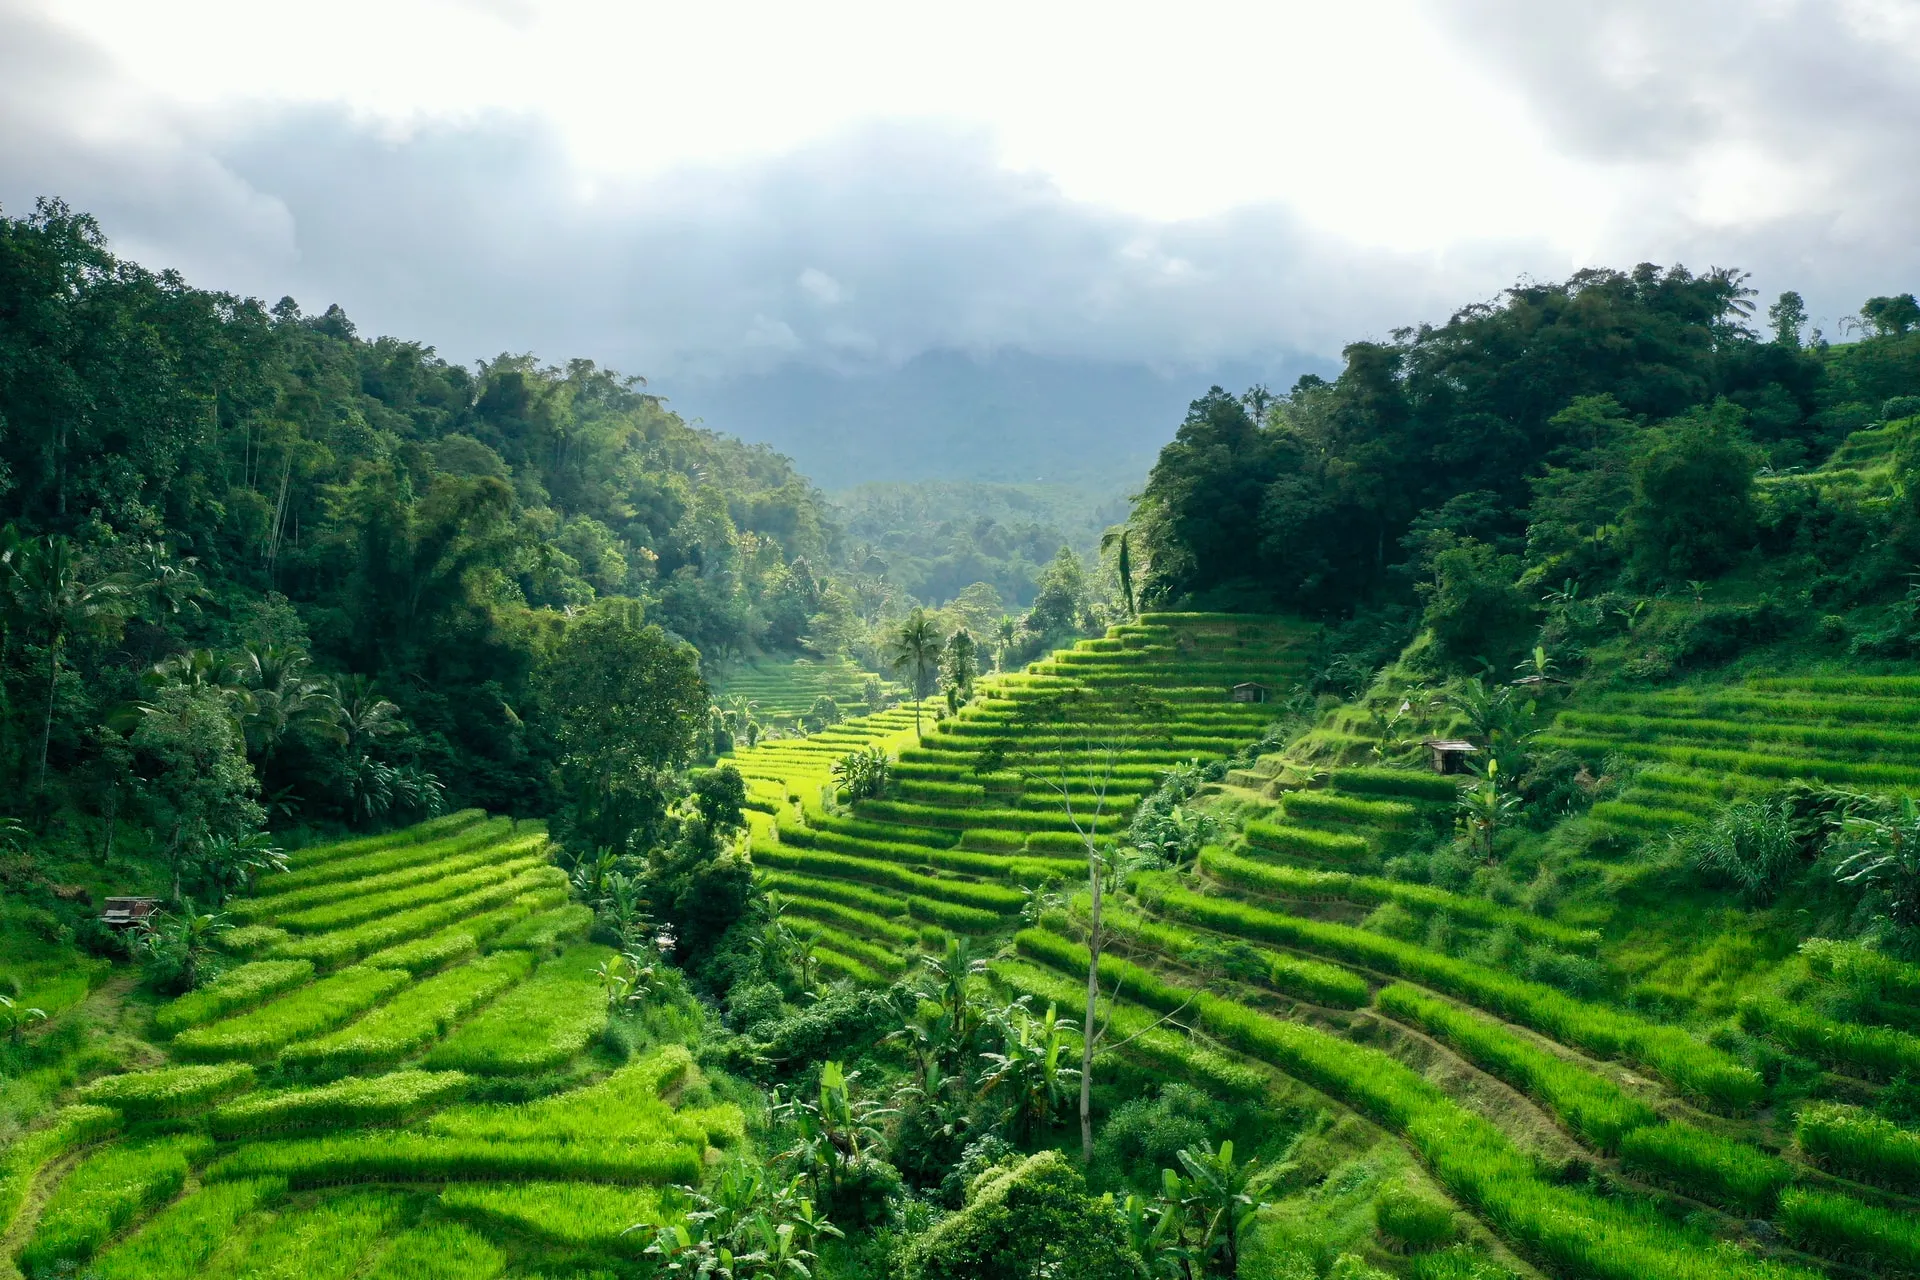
left=791, top=920, right=904, bottom=976
left=781, top=893, right=922, bottom=946
left=205, top=1131, right=703, bottom=1188
left=1617, top=1123, right=1794, bottom=1215
left=762, top=870, right=999, bottom=932
left=813, top=944, right=885, bottom=984
left=1096, top=905, right=1369, bottom=1008
left=423, top=945, right=609, bottom=1075
left=1284, top=791, right=1421, bottom=830
left=1245, top=819, right=1371, bottom=862
left=18, top=1133, right=212, bottom=1274
left=260, top=817, right=513, bottom=897
left=218, top=923, right=290, bottom=956
left=233, top=838, right=532, bottom=922
left=76, top=1062, right=255, bottom=1119
left=210, top=1069, right=471, bottom=1137
left=489, top=903, right=594, bottom=951
left=272, top=866, right=568, bottom=968
left=1328, top=768, right=1461, bottom=802
left=439, top=1181, right=668, bottom=1254
left=1738, top=997, right=1920, bottom=1080
left=1532, top=734, right=1920, bottom=789
left=1201, top=849, right=1598, bottom=948
left=779, top=823, right=1081, bottom=882
left=152, top=960, right=316, bottom=1034
left=990, top=960, right=1269, bottom=1101
left=750, top=844, right=1025, bottom=912
left=0, top=1105, right=120, bottom=1241
left=360, top=1220, right=506, bottom=1280
left=281, top=950, right=536, bottom=1073
left=1778, top=1187, right=1920, bottom=1274
left=85, top=1176, right=285, bottom=1280
left=1012, top=938, right=1818, bottom=1280
left=426, top=1045, right=707, bottom=1145
left=274, top=853, right=547, bottom=934
left=362, top=926, right=482, bottom=976
left=198, top=1188, right=407, bottom=1280
left=1375, top=983, right=1656, bottom=1153
left=1794, top=1101, right=1920, bottom=1190
left=1149, top=873, right=1761, bottom=1110
left=169, top=965, right=410, bottom=1061
left=282, top=810, right=486, bottom=870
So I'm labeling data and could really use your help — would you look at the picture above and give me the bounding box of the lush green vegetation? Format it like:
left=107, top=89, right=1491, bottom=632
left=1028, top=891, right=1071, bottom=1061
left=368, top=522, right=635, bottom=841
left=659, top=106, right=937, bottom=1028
left=14, top=202, right=1920, bottom=1280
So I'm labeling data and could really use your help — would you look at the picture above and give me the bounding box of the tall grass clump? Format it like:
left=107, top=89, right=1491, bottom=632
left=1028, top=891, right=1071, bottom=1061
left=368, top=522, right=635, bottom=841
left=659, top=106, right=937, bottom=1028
left=76, top=1063, right=255, bottom=1119
left=1801, top=938, right=1920, bottom=1008
left=1779, top=1187, right=1920, bottom=1273
left=170, top=965, right=409, bottom=1061
left=1617, top=1123, right=1794, bottom=1214
left=1374, top=1183, right=1458, bottom=1250
left=85, top=1177, right=285, bottom=1280
left=152, top=961, right=315, bottom=1034
left=19, top=1134, right=212, bottom=1274
left=1672, top=798, right=1802, bottom=905
left=425, top=946, right=610, bottom=1075
left=1794, top=1101, right=1920, bottom=1189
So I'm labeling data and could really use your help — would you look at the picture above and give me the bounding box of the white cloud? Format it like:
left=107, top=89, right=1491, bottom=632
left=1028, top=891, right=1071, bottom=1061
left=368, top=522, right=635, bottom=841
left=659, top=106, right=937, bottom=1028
left=797, top=268, right=845, bottom=306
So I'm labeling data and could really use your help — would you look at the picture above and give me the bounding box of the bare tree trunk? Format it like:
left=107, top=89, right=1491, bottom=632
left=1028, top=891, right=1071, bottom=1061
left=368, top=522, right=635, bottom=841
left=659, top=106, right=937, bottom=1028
left=37, top=639, right=59, bottom=790
left=1081, top=833, right=1102, bottom=1162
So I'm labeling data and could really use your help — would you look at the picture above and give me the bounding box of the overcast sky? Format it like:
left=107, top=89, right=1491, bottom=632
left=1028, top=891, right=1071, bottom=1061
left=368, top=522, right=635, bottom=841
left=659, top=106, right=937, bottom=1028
left=5, top=0, right=1918, bottom=477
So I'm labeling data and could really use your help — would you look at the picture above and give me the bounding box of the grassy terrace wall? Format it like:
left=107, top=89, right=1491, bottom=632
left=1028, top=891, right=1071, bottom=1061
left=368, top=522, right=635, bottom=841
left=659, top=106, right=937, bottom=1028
left=7, top=816, right=738, bottom=1279
left=712, top=654, right=900, bottom=722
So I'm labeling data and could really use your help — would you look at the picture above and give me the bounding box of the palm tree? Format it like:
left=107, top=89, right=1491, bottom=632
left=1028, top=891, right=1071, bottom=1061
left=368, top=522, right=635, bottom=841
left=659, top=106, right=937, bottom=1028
left=1102, top=527, right=1136, bottom=619
left=994, top=615, right=1018, bottom=672
left=888, top=608, right=945, bottom=739
left=229, top=645, right=342, bottom=759
left=1, top=534, right=131, bottom=788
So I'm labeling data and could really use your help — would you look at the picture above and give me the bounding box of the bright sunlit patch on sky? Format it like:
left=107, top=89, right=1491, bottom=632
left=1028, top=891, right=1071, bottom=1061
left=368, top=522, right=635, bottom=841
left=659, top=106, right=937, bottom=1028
left=43, top=0, right=1604, bottom=252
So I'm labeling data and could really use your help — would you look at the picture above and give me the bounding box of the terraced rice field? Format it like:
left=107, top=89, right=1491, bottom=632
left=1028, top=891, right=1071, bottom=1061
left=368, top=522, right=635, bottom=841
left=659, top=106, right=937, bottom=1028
left=727, top=613, right=1314, bottom=981
left=2, top=814, right=740, bottom=1280
left=712, top=654, right=899, bottom=723
left=732, top=614, right=1920, bottom=1278
left=1537, top=676, right=1920, bottom=835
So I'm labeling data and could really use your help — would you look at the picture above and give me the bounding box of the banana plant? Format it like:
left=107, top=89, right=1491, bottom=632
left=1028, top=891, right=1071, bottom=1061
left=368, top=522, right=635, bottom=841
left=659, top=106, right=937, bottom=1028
left=0, top=994, right=47, bottom=1043
left=979, top=999, right=1080, bottom=1141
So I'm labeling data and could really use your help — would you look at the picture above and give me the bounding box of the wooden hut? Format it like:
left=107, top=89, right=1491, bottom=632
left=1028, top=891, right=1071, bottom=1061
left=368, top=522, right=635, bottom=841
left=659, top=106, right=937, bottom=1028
left=1231, top=682, right=1270, bottom=704
left=100, top=896, right=161, bottom=929
left=1422, top=739, right=1480, bottom=775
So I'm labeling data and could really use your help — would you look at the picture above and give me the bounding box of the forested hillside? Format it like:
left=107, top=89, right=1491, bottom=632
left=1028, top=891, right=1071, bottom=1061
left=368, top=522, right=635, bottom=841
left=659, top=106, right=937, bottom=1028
left=17, top=191, right=1920, bottom=1280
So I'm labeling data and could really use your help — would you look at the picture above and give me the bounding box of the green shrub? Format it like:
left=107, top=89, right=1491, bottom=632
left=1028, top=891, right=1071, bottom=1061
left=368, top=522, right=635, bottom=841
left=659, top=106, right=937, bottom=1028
left=899, top=1150, right=1141, bottom=1280
left=20, top=1134, right=211, bottom=1273
left=1375, top=1182, right=1457, bottom=1250
left=425, top=946, right=610, bottom=1075
left=1795, top=1101, right=1920, bottom=1189
left=1780, top=1187, right=1920, bottom=1273
left=153, top=960, right=315, bottom=1034
left=211, top=1069, right=471, bottom=1137
left=85, top=1176, right=284, bottom=1280
left=76, top=1063, right=255, bottom=1119
left=170, top=965, right=409, bottom=1061
left=1618, top=1123, right=1793, bottom=1215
